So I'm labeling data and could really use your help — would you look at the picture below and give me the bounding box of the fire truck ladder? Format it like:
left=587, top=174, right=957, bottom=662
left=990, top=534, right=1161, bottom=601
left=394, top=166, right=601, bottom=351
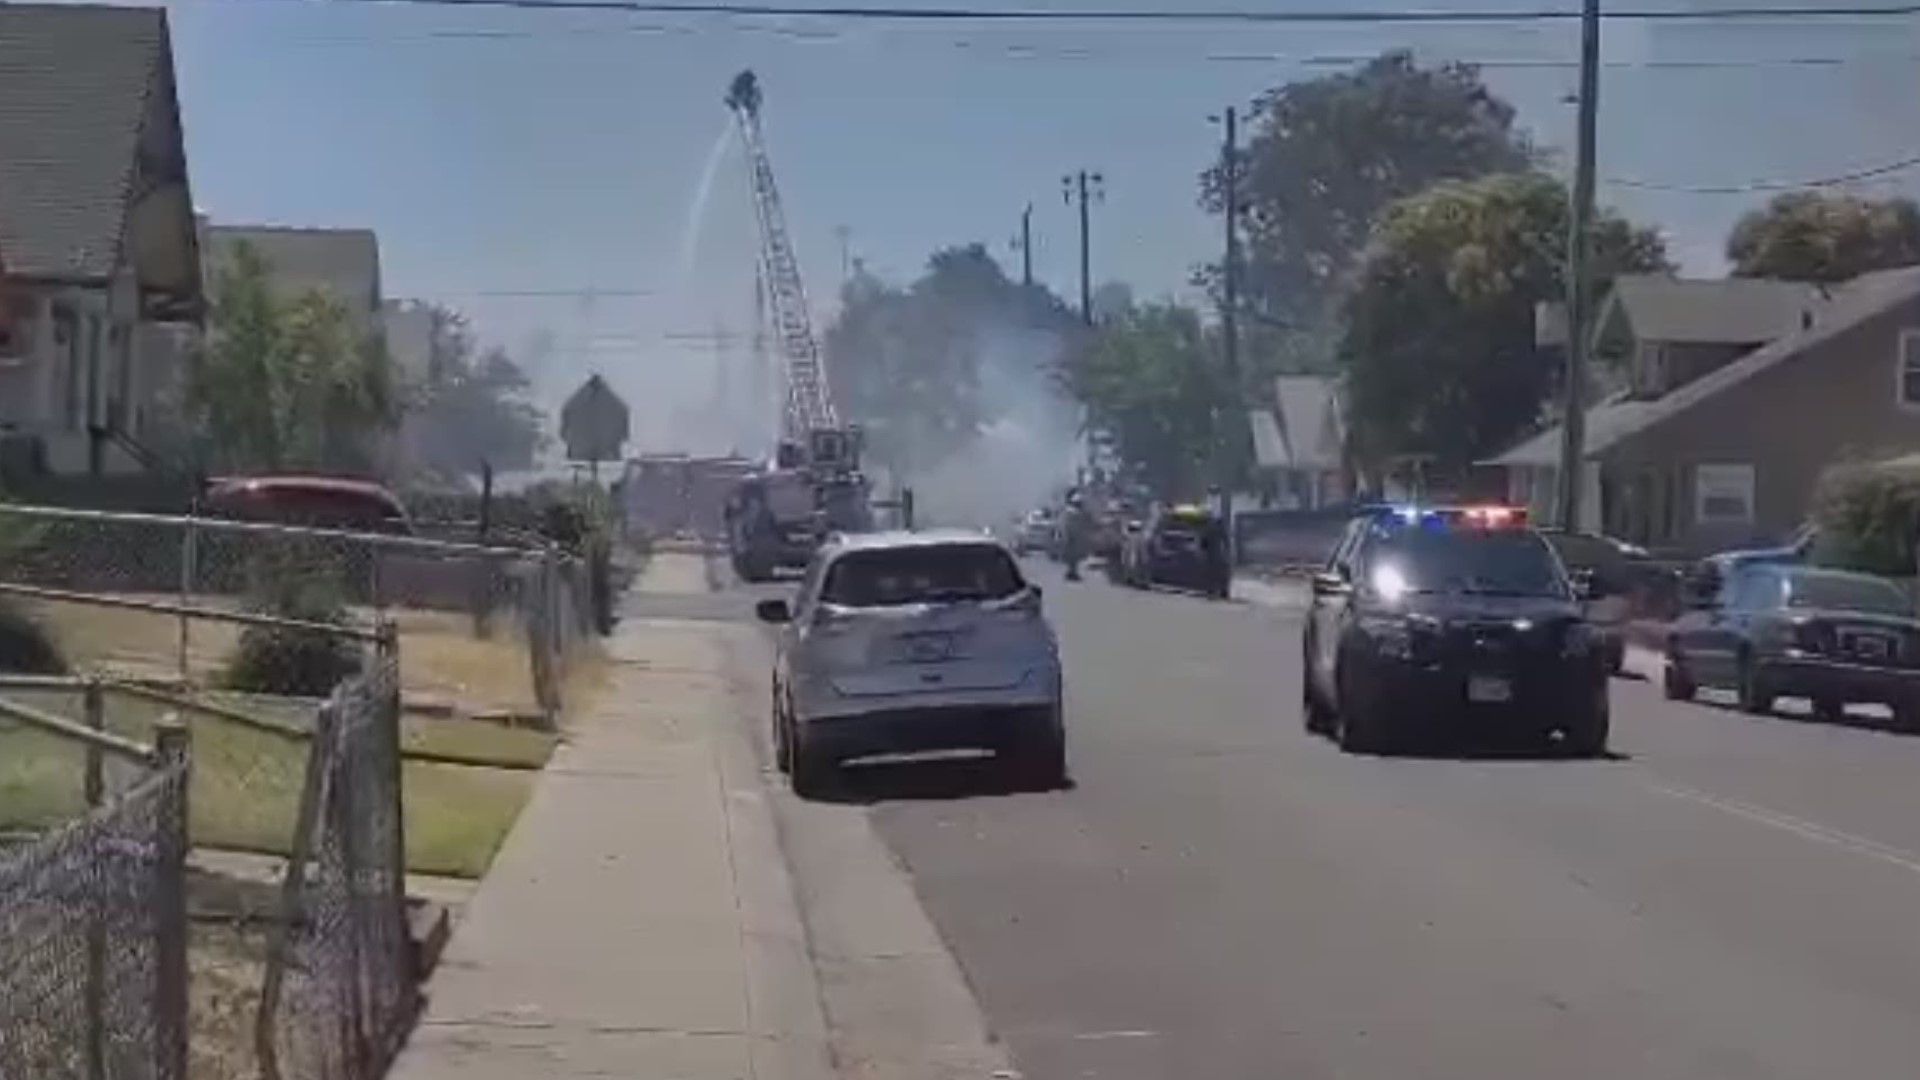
left=725, top=70, right=839, bottom=439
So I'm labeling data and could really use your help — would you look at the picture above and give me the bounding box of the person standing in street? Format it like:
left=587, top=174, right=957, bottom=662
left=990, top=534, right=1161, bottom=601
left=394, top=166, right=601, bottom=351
left=1062, top=493, right=1091, bottom=581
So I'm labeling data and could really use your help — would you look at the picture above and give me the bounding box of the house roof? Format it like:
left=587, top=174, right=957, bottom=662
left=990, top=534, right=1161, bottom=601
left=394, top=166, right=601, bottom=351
left=0, top=5, right=170, bottom=280
left=203, top=224, right=382, bottom=312
left=1603, top=274, right=1827, bottom=346
left=1489, top=265, right=1920, bottom=467
left=1254, top=375, right=1342, bottom=470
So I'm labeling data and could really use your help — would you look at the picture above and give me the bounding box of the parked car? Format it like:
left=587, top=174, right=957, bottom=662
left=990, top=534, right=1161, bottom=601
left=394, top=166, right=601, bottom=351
left=202, top=474, right=414, bottom=535
left=757, top=530, right=1067, bottom=795
left=1013, top=508, right=1056, bottom=555
left=1538, top=528, right=1654, bottom=676
left=1663, top=563, right=1920, bottom=728
left=1114, top=504, right=1231, bottom=599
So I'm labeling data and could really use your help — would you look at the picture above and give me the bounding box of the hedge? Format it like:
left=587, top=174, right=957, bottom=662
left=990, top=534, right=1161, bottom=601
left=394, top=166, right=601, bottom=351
left=1810, top=461, right=1920, bottom=578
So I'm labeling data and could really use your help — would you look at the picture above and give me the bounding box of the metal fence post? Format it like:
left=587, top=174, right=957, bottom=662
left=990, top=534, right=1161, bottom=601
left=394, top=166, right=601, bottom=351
left=82, top=677, right=106, bottom=1080
left=152, top=715, right=191, bottom=1080
left=256, top=700, right=337, bottom=1080
left=377, top=621, right=414, bottom=988
left=177, top=498, right=199, bottom=684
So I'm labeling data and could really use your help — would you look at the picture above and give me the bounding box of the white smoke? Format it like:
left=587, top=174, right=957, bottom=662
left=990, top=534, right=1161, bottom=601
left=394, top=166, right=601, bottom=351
left=907, top=320, right=1082, bottom=529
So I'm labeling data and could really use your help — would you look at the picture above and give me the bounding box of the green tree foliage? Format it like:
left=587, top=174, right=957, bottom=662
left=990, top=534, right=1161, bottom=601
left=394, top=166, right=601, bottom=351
left=1059, top=302, right=1246, bottom=499
left=402, top=307, right=545, bottom=484
left=1811, top=461, right=1920, bottom=577
left=186, top=241, right=400, bottom=473
left=1339, top=172, right=1669, bottom=478
left=1198, top=51, right=1536, bottom=365
left=823, top=244, right=1083, bottom=476
left=1727, top=191, right=1920, bottom=284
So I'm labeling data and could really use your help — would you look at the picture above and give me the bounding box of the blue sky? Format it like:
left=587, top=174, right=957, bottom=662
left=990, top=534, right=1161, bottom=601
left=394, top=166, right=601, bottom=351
left=143, top=0, right=1920, bottom=452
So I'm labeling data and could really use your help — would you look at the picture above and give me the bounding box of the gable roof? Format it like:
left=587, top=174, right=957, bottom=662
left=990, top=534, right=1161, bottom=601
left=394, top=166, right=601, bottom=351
left=1601, top=274, right=1824, bottom=347
left=1255, top=375, right=1342, bottom=470
left=0, top=4, right=169, bottom=280
left=1489, top=265, right=1920, bottom=467
left=203, top=225, right=383, bottom=314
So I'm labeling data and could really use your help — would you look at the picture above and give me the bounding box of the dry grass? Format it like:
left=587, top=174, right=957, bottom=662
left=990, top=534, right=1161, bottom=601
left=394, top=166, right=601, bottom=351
left=25, top=595, right=545, bottom=716
left=0, top=685, right=542, bottom=878
left=190, top=923, right=270, bottom=1080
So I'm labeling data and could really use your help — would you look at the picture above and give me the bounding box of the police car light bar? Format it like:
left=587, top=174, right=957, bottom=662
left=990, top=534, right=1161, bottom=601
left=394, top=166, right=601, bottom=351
left=1374, top=504, right=1528, bottom=528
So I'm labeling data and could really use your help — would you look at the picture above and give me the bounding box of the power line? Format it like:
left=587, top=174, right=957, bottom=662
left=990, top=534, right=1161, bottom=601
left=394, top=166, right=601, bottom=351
left=295, top=0, right=1920, bottom=27
left=1607, top=152, right=1920, bottom=194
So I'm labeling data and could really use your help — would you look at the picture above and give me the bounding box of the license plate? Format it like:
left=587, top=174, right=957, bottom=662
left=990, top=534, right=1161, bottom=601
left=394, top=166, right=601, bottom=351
left=897, top=633, right=955, bottom=663
left=1467, top=675, right=1513, bottom=703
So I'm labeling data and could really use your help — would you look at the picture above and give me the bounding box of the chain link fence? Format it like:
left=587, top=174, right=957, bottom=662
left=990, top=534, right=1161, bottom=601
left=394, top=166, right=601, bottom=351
left=257, top=642, right=413, bottom=1080
left=0, top=697, right=191, bottom=1080
left=0, top=501, right=597, bottom=720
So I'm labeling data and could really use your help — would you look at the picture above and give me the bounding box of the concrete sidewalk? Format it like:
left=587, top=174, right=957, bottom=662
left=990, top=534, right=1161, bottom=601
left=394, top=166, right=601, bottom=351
left=389, top=553, right=832, bottom=1080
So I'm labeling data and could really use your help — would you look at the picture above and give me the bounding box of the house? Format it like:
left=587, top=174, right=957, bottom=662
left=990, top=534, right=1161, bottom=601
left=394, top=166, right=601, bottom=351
left=1488, top=269, right=1920, bottom=553
left=382, top=300, right=436, bottom=384
left=0, top=4, right=203, bottom=476
left=200, top=222, right=384, bottom=337
left=1249, top=375, right=1348, bottom=508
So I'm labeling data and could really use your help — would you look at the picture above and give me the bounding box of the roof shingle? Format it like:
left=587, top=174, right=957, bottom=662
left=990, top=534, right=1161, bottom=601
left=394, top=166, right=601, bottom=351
left=0, top=4, right=167, bottom=280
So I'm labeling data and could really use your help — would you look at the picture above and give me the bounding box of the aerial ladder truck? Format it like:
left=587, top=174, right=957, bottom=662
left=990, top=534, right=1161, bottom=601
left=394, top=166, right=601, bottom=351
left=719, top=70, right=882, bottom=580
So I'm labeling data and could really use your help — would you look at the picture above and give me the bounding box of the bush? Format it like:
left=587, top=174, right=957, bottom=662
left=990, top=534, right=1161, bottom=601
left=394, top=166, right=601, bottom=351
left=0, top=599, right=66, bottom=675
left=222, top=576, right=362, bottom=697
left=1810, top=461, right=1920, bottom=577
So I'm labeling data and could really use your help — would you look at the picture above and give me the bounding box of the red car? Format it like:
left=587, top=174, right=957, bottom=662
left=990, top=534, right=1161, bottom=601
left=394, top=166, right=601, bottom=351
left=202, top=474, right=414, bottom=536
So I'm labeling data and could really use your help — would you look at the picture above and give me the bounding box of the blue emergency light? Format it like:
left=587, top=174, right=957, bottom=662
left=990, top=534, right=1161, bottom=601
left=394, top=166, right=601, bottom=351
left=1365, top=504, right=1528, bottom=530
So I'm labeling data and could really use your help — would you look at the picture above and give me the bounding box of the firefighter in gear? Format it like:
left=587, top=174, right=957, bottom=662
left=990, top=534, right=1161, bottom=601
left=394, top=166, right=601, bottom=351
left=1061, top=493, right=1092, bottom=581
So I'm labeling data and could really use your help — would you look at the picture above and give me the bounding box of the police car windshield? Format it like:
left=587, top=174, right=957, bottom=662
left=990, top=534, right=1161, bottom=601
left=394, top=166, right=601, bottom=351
left=1367, top=527, right=1568, bottom=599
left=821, top=544, right=1025, bottom=607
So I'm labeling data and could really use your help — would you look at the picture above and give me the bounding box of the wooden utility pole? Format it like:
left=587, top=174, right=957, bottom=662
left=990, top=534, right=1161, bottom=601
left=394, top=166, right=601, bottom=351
left=1063, top=170, right=1103, bottom=325
left=1555, top=0, right=1602, bottom=530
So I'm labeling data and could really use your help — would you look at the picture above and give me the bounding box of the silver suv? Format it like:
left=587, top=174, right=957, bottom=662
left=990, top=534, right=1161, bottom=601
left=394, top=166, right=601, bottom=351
left=756, top=530, right=1067, bottom=795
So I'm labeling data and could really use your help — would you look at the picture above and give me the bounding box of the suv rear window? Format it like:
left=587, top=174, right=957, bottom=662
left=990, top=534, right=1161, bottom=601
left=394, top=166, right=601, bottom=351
left=821, top=544, right=1025, bottom=607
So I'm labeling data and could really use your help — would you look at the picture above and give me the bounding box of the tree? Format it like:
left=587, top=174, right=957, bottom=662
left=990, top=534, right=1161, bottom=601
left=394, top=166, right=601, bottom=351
left=824, top=244, right=1083, bottom=479
left=1338, top=171, right=1669, bottom=480
left=1059, top=302, right=1246, bottom=499
left=1727, top=191, right=1920, bottom=283
left=186, top=241, right=400, bottom=473
left=401, top=306, right=545, bottom=484
left=1198, top=51, right=1536, bottom=366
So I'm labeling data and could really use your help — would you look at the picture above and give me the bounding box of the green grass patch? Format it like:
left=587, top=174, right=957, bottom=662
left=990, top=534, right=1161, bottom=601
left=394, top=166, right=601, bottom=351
left=0, top=686, right=544, bottom=878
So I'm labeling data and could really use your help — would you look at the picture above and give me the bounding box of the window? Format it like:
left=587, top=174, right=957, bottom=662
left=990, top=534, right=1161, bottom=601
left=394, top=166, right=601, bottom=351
left=0, top=293, right=34, bottom=364
left=1693, top=464, right=1755, bottom=525
left=1784, top=570, right=1912, bottom=616
left=1900, top=329, right=1920, bottom=408
left=820, top=544, right=1024, bottom=607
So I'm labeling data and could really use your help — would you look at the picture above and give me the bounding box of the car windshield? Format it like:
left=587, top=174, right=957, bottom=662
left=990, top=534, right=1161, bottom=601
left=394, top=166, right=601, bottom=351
left=821, top=544, right=1025, bottom=607
left=1782, top=571, right=1911, bottom=616
left=1366, top=527, right=1568, bottom=599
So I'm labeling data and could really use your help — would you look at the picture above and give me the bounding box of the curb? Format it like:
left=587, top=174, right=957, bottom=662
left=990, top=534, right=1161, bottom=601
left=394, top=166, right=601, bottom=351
left=710, top=558, right=1021, bottom=1080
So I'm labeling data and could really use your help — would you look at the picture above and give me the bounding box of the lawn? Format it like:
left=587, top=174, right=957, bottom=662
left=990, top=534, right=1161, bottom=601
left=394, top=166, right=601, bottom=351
left=0, top=684, right=547, bottom=878
left=24, top=595, right=549, bottom=716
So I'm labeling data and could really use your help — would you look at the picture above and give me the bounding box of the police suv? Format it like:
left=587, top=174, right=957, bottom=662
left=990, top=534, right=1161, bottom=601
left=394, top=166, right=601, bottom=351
left=1300, top=505, right=1611, bottom=757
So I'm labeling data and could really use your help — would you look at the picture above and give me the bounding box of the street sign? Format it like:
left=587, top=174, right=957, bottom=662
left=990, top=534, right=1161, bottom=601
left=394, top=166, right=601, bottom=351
left=561, top=375, right=630, bottom=464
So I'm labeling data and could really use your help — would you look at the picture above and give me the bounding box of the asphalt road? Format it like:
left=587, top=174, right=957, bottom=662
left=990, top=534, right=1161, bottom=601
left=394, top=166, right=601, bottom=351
left=736, top=559, right=1920, bottom=1080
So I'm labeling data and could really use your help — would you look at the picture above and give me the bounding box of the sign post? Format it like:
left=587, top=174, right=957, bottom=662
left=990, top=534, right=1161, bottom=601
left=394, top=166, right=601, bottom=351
left=561, top=375, right=631, bottom=479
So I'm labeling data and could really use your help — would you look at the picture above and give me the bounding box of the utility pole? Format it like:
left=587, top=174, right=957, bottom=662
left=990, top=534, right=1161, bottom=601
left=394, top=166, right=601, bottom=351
left=834, top=225, right=852, bottom=284
left=1016, top=203, right=1034, bottom=288
left=1555, top=0, right=1602, bottom=531
left=1215, top=106, right=1244, bottom=536
left=1063, top=170, right=1103, bottom=325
